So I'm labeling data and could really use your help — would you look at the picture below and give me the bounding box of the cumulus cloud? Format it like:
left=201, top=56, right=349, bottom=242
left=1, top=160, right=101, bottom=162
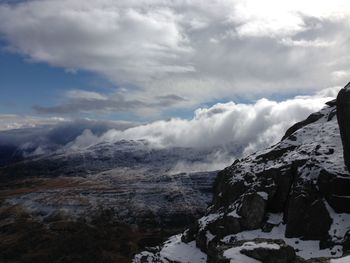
left=0, top=0, right=350, bottom=113
left=71, top=87, right=339, bottom=156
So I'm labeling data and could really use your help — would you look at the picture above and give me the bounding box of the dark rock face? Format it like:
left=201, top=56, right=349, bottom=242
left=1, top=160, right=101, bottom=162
left=336, top=82, right=350, bottom=171
left=285, top=190, right=332, bottom=240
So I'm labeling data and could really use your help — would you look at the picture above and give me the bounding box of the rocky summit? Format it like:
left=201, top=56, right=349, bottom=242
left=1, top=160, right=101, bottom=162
left=134, top=84, right=350, bottom=262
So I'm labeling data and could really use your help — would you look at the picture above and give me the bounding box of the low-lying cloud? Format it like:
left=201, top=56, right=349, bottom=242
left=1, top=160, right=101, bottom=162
left=0, top=88, right=339, bottom=172
left=71, top=87, right=339, bottom=156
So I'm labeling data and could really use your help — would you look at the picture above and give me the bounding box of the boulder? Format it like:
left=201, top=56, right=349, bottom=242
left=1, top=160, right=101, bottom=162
left=210, top=239, right=297, bottom=263
left=239, top=193, right=267, bottom=230
left=240, top=240, right=296, bottom=263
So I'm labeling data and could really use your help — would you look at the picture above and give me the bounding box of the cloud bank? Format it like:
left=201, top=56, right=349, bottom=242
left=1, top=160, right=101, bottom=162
left=32, top=89, right=188, bottom=116
left=72, top=87, right=339, bottom=156
left=0, top=0, right=349, bottom=114
left=0, top=88, right=338, bottom=172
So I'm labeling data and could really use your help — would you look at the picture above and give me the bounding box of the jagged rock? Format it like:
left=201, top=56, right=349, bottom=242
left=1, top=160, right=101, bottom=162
left=336, top=82, right=350, bottom=171
left=326, top=99, right=337, bottom=107
left=212, top=165, right=247, bottom=209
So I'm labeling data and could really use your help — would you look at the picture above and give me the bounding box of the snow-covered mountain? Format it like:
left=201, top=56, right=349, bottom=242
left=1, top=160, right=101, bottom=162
left=0, top=126, right=241, bottom=262
left=134, top=86, right=350, bottom=262
left=0, top=87, right=347, bottom=262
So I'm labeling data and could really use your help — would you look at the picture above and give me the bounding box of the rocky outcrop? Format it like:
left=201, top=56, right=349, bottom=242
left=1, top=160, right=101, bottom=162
left=208, top=239, right=297, bottom=263
left=134, top=83, right=350, bottom=263
left=337, top=82, right=350, bottom=172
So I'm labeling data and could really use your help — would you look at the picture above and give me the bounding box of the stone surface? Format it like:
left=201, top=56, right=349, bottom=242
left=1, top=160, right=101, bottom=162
left=239, top=193, right=267, bottom=230
left=240, top=240, right=296, bottom=263
left=336, top=82, right=350, bottom=171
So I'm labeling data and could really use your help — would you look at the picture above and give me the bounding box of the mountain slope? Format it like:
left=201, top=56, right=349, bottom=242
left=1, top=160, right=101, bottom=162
left=134, top=89, right=350, bottom=262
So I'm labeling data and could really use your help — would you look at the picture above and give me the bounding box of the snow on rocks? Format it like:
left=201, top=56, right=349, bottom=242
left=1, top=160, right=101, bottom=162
left=133, top=235, right=207, bottom=263
left=135, top=87, right=350, bottom=262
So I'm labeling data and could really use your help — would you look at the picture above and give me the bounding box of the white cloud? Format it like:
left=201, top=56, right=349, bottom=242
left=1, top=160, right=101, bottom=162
left=32, top=89, right=188, bottom=116
left=0, top=114, right=66, bottom=131
left=0, top=88, right=339, bottom=172
left=0, top=0, right=350, bottom=114
left=72, top=87, right=339, bottom=156
left=66, top=90, right=108, bottom=101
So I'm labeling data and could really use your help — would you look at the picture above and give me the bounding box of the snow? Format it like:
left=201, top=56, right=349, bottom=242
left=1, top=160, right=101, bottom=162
left=266, top=213, right=283, bottom=225
left=222, top=219, right=343, bottom=260
left=257, top=191, right=268, bottom=200
left=326, top=201, right=350, bottom=242
left=331, top=255, right=350, bottom=263
left=223, top=241, right=280, bottom=263
left=133, top=235, right=207, bottom=263
left=227, top=105, right=347, bottom=186
left=228, top=208, right=241, bottom=218
left=198, top=213, right=222, bottom=230
left=159, top=235, right=207, bottom=262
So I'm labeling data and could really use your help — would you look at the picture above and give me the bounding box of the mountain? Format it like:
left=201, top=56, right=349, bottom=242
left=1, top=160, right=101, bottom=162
left=134, top=84, right=350, bottom=262
left=0, top=132, right=243, bottom=262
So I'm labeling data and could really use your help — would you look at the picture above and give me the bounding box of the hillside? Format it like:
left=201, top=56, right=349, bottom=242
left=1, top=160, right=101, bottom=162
left=134, top=85, right=350, bottom=262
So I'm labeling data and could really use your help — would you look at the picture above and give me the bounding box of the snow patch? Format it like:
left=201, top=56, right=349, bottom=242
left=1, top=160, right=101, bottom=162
left=224, top=241, right=280, bottom=263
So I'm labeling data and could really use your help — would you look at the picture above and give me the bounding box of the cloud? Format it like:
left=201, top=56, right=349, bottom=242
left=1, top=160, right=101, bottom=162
left=71, top=87, right=339, bottom=156
left=0, top=114, right=65, bottom=131
left=66, top=90, right=108, bottom=101
left=32, top=89, right=188, bottom=115
left=0, top=87, right=339, bottom=171
left=0, top=117, right=136, bottom=160
left=0, top=0, right=350, bottom=113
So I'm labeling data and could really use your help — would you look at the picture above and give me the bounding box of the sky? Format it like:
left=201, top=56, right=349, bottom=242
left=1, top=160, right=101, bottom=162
left=0, top=0, right=349, bottom=150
